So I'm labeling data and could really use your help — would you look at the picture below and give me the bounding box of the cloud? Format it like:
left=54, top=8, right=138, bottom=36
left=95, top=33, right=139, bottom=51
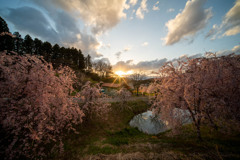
left=232, top=45, right=240, bottom=53
left=129, top=0, right=138, bottom=6
left=136, top=0, right=148, bottom=19
left=124, top=3, right=130, bottom=10
left=123, top=46, right=131, bottom=52
left=167, top=8, right=175, bottom=12
left=142, top=42, right=149, bottom=46
left=207, top=0, right=240, bottom=39
left=115, top=46, right=131, bottom=60
left=100, top=43, right=111, bottom=49
left=42, top=0, right=128, bottom=35
left=164, top=0, right=212, bottom=45
left=115, top=51, right=122, bottom=60
left=113, top=46, right=240, bottom=73
left=113, top=58, right=167, bottom=72
left=216, top=45, right=240, bottom=56
left=152, top=1, right=160, bottom=11
left=113, top=53, right=204, bottom=72
left=2, top=6, right=103, bottom=58
left=221, top=0, right=240, bottom=37
left=94, top=57, right=111, bottom=64
left=223, top=25, right=240, bottom=36
left=205, top=24, right=218, bottom=39
left=2, top=6, right=59, bottom=43
left=136, top=58, right=167, bottom=70
left=17, top=0, right=129, bottom=58
left=71, top=32, right=103, bottom=58
left=152, top=6, right=160, bottom=11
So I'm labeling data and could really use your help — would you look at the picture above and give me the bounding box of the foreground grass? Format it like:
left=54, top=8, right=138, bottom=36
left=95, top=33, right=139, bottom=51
left=53, top=100, right=240, bottom=160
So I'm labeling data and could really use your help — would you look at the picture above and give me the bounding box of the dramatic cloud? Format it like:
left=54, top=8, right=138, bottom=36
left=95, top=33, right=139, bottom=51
left=142, top=42, right=149, bottom=46
left=207, top=0, right=240, bottom=39
left=2, top=6, right=103, bottom=58
left=167, top=8, right=175, bottom=12
left=2, top=7, right=59, bottom=43
left=71, top=32, right=102, bottom=58
left=164, top=0, right=212, bottom=45
left=14, top=0, right=130, bottom=58
left=43, top=0, right=128, bottom=35
left=136, top=0, right=148, bottom=19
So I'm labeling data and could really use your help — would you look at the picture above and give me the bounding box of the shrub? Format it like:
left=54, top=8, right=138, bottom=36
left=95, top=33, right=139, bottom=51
left=0, top=52, right=84, bottom=159
left=151, top=53, right=240, bottom=140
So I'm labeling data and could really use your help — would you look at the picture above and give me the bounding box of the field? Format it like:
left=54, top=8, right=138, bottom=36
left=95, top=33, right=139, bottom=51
left=53, top=100, right=240, bottom=160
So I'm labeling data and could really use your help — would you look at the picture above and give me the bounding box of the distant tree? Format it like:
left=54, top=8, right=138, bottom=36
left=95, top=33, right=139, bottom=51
left=0, top=16, right=14, bottom=51
left=13, top=32, right=23, bottom=54
left=105, top=64, right=113, bottom=77
left=0, top=16, right=9, bottom=33
left=69, top=47, right=84, bottom=70
left=85, top=72, right=101, bottom=81
left=42, top=41, right=52, bottom=61
left=85, top=54, right=92, bottom=72
left=0, top=32, right=14, bottom=51
left=52, top=44, right=60, bottom=66
left=129, top=72, right=146, bottom=96
left=23, top=34, right=34, bottom=54
left=77, top=49, right=85, bottom=70
left=33, top=38, right=43, bottom=55
left=93, top=60, right=112, bottom=78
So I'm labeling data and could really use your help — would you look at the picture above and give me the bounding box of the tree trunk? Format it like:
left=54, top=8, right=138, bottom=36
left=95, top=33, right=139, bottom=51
left=196, top=125, right=202, bottom=141
left=195, top=120, right=202, bottom=141
left=206, top=112, right=218, bottom=130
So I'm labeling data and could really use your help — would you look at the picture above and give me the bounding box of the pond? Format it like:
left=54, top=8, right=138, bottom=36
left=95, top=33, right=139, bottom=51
left=129, top=109, right=192, bottom=135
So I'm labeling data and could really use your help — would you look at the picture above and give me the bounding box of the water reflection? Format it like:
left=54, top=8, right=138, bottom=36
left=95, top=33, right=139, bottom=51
left=129, top=111, right=168, bottom=134
left=129, top=109, right=192, bottom=135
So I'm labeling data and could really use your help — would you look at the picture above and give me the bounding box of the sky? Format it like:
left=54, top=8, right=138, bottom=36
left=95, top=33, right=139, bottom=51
left=0, top=0, right=240, bottom=74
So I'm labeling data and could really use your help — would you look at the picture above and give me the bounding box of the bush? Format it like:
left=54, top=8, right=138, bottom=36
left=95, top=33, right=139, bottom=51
left=0, top=52, right=84, bottom=159
left=151, top=53, right=240, bottom=140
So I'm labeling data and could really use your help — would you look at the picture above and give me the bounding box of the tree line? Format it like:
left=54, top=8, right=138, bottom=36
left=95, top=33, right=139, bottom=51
left=0, top=16, right=112, bottom=78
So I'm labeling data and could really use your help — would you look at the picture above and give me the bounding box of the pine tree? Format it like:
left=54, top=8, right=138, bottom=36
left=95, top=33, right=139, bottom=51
left=0, top=16, right=14, bottom=51
left=23, top=34, right=34, bottom=54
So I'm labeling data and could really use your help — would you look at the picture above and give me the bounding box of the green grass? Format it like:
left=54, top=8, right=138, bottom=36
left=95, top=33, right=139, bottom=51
left=87, top=146, right=118, bottom=155
left=52, top=100, right=240, bottom=160
left=103, top=127, right=151, bottom=146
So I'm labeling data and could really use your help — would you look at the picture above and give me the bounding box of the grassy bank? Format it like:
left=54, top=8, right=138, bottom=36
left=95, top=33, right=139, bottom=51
left=53, top=100, right=240, bottom=160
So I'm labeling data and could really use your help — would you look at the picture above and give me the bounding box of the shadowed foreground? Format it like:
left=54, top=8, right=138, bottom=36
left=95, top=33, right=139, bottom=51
left=54, top=100, right=240, bottom=160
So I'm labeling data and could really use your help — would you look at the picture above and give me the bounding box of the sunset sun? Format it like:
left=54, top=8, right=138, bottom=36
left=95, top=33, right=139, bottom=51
left=115, top=70, right=133, bottom=77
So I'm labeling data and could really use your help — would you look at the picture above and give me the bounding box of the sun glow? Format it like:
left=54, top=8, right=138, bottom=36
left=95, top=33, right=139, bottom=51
left=115, top=70, right=133, bottom=77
